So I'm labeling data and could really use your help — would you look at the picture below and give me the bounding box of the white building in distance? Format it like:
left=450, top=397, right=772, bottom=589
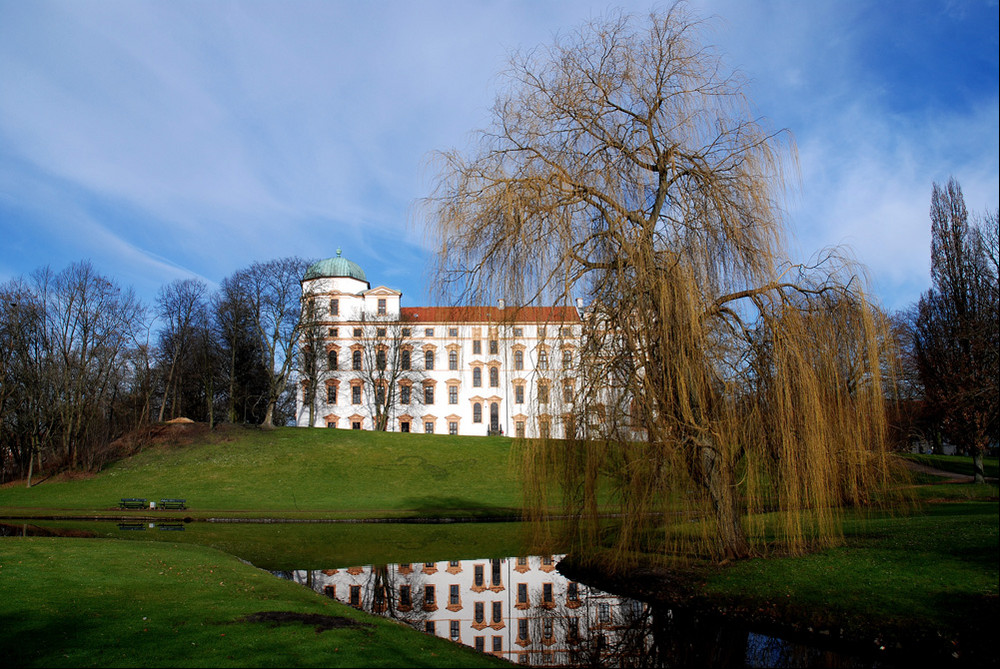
left=295, top=251, right=584, bottom=438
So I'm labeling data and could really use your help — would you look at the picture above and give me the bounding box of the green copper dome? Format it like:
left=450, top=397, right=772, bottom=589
left=304, top=249, right=368, bottom=282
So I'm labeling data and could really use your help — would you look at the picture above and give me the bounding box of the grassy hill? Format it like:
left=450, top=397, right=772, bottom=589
left=0, top=424, right=525, bottom=519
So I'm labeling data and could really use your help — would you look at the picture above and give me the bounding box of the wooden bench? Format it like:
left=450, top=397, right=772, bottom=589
left=119, top=498, right=147, bottom=510
left=158, top=498, right=187, bottom=510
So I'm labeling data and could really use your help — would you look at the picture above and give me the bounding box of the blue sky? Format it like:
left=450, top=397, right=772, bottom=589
left=1, top=0, right=997, bottom=313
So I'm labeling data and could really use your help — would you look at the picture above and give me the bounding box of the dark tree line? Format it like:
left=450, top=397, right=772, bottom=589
left=0, top=257, right=307, bottom=484
left=903, top=179, right=998, bottom=482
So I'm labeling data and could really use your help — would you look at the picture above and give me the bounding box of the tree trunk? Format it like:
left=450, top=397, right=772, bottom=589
left=699, top=443, right=750, bottom=560
left=972, top=451, right=985, bottom=484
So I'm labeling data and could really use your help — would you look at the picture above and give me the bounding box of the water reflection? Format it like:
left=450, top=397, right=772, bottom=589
left=279, top=555, right=882, bottom=668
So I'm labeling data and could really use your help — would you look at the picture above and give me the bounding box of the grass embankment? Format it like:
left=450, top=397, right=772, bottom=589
left=0, top=425, right=524, bottom=520
left=0, top=538, right=507, bottom=668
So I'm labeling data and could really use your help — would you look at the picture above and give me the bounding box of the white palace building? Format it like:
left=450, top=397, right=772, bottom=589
left=295, top=251, right=583, bottom=438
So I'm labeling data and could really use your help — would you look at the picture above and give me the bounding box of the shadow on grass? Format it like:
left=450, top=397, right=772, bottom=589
left=398, top=495, right=521, bottom=518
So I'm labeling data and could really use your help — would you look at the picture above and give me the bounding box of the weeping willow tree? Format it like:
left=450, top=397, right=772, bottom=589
left=427, top=5, right=899, bottom=563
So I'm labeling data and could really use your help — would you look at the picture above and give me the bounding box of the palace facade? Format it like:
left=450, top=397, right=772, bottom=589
left=295, top=252, right=583, bottom=438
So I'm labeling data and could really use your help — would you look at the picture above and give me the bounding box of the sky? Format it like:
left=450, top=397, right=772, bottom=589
left=1, top=0, right=997, bottom=314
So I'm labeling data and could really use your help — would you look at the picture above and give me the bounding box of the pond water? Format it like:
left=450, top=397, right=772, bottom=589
left=2, top=520, right=891, bottom=667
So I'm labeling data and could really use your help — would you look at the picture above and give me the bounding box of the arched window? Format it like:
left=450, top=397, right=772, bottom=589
left=376, top=349, right=387, bottom=370
left=424, top=350, right=434, bottom=370
left=352, top=350, right=362, bottom=370
left=538, top=351, right=549, bottom=370
left=473, top=403, right=482, bottom=423
left=448, top=350, right=458, bottom=370
left=489, top=366, right=499, bottom=387
left=514, top=350, right=524, bottom=370
left=328, top=349, right=338, bottom=370
left=472, top=367, right=482, bottom=387
left=401, top=349, right=411, bottom=370
left=326, top=385, right=337, bottom=403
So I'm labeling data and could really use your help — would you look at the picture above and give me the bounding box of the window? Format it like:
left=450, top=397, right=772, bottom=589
left=448, top=350, right=458, bottom=370
left=517, top=557, right=527, bottom=566
left=448, top=327, right=458, bottom=337
left=449, top=421, right=458, bottom=435
left=402, top=327, right=411, bottom=337
left=539, top=418, right=550, bottom=439
left=492, top=601, right=502, bottom=623
left=328, top=349, right=338, bottom=370
left=424, top=350, right=434, bottom=370
left=474, top=602, right=485, bottom=623
left=353, top=327, right=362, bottom=337
left=538, top=351, right=549, bottom=370
left=473, top=403, right=482, bottom=423
left=598, top=602, right=610, bottom=623
left=489, top=366, right=499, bottom=387
left=376, top=327, right=386, bottom=337
left=563, top=349, right=572, bottom=368
left=475, top=637, right=485, bottom=652
left=518, top=618, right=528, bottom=640
left=472, top=367, right=482, bottom=387
left=329, top=327, right=338, bottom=336
left=424, top=328, right=434, bottom=337
left=474, top=564, right=484, bottom=587
left=350, top=585, right=361, bottom=606
left=489, top=339, right=498, bottom=355
left=538, top=381, right=549, bottom=404
left=514, top=350, right=524, bottom=370
left=352, top=386, right=361, bottom=404
left=352, top=350, right=362, bottom=370
left=515, top=421, right=525, bottom=437
left=330, top=299, right=339, bottom=315
left=401, top=349, right=411, bottom=370
left=400, top=585, right=411, bottom=607
left=493, top=636, right=503, bottom=652
left=326, top=421, right=336, bottom=428
left=423, top=385, right=434, bottom=404
left=400, top=385, right=411, bottom=404
left=472, top=340, right=482, bottom=354
left=515, top=385, right=524, bottom=404
left=568, top=582, right=579, bottom=602
left=543, top=583, right=553, bottom=604
left=424, top=585, right=435, bottom=606
left=375, top=385, right=386, bottom=405
left=513, top=327, right=523, bottom=337
left=450, top=620, right=460, bottom=640
left=517, top=583, right=528, bottom=605
left=449, top=584, right=460, bottom=606
left=425, top=621, right=435, bottom=634
left=448, top=386, right=458, bottom=404
left=543, top=618, right=553, bottom=639
left=376, top=349, right=386, bottom=370
left=327, top=385, right=336, bottom=403
left=377, top=298, right=386, bottom=315
left=563, top=380, right=574, bottom=403
left=352, top=420, right=361, bottom=430
left=491, top=559, right=502, bottom=586
left=400, top=421, right=409, bottom=432
left=424, top=421, right=434, bottom=433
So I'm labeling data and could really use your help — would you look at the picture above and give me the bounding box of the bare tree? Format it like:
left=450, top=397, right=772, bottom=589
left=155, top=279, right=208, bottom=422
left=426, top=6, right=896, bottom=562
left=356, top=315, right=424, bottom=431
left=912, top=180, right=999, bottom=482
left=239, top=257, right=308, bottom=428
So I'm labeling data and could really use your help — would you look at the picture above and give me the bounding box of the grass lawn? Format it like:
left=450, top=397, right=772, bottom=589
left=0, top=538, right=508, bottom=668
left=0, top=425, right=525, bottom=519
left=904, top=453, right=999, bottom=479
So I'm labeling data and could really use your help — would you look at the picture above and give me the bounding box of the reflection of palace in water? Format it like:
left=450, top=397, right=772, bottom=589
left=287, top=555, right=651, bottom=666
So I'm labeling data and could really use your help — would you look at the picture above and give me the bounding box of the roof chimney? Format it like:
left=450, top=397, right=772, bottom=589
left=498, top=298, right=505, bottom=310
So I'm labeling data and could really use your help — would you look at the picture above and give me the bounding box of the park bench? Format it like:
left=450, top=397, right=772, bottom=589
left=119, top=498, right=147, bottom=510
left=158, top=498, right=187, bottom=510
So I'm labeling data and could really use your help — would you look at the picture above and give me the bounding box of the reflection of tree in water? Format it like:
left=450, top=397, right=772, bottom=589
left=292, top=565, right=430, bottom=631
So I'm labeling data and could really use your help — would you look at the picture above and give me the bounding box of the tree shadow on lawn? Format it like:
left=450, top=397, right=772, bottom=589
left=399, top=495, right=520, bottom=518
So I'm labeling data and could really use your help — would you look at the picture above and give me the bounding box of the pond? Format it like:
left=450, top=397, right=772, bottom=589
left=1, top=520, right=891, bottom=667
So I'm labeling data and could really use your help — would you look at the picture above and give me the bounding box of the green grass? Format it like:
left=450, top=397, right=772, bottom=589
left=0, top=538, right=508, bottom=668
left=904, top=453, right=999, bottom=479
left=0, top=426, right=525, bottom=519
left=700, top=498, right=999, bottom=663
